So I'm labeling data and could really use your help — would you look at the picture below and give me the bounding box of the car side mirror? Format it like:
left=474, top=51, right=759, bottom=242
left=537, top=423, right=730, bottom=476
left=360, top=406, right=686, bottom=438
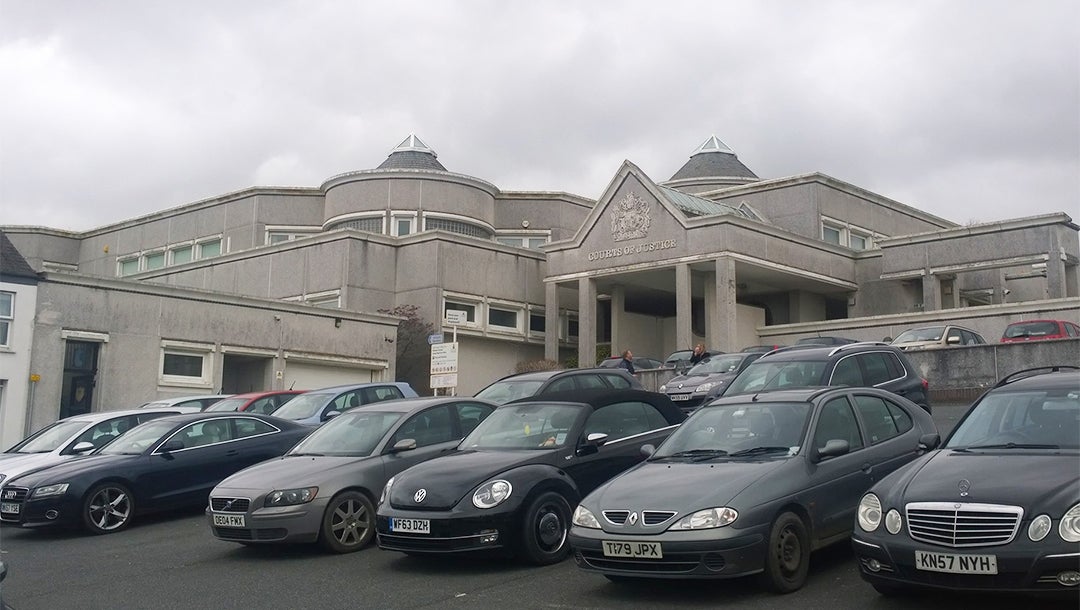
left=946, top=336, right=961, bottom=345
left=323, top=410, right=342, bottom=421
left=390, top=438, right=417, bottom=453
left=71, top=441, right=96, bottom=454
left=918, top=433, right=941, bottom=451
left=161, top=439, right=185, bottom=454
left=586, top=432, right=608, bottom=446
left=640, top=443, right=656, bottom=458
left=811, top=439, right=849, bottom=462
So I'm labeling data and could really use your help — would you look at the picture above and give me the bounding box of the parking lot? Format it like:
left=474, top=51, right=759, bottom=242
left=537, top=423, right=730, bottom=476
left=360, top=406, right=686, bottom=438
left=0, top=403, right=1075, bottom=609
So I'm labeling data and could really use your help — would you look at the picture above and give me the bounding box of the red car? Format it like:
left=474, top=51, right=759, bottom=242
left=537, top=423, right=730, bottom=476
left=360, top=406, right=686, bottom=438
left=1000, top=319, right=1080, bottom=342
left=202, top=390, right=305, bottom=414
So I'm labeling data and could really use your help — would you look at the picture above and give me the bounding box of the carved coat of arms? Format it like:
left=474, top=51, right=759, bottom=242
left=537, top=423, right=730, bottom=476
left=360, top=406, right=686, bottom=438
left=610, top=192, right=651, bottom=241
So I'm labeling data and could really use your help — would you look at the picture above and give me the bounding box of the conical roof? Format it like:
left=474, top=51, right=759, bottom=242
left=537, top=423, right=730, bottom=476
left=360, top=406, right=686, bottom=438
left=376, top=134, right=447, bottom=171
left=669, top=136, right=758, bottom=182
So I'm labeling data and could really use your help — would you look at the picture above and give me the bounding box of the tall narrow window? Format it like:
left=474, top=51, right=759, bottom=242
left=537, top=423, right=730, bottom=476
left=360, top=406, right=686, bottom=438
left=0, top=291, right=13, bottom=347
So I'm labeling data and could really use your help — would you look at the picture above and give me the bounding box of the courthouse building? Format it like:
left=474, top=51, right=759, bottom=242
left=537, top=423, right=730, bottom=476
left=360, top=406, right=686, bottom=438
left=2, top=134, right=1077, bottom=445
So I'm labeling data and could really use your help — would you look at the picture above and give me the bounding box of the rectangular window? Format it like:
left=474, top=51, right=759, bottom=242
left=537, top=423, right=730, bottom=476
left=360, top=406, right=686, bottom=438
left=163, top=353, right=204, bottom=377
left=198, top=239, right=222, bottom=259
left=850, top=232, right=869, bottom=251
left=171, top=246, right=193, bottom=265
left=567, top=318, right=579, bottom=339
left=527, top=237, right=548, bottom=249
left=496, top=237, right=524, bottom=247
left=307, top=294, right=341, bottom=308
left=529, top=313, right=546, bottom=333
left=119, top=258, right=140, bottom=276
left=395, top=217, right=414, bottom=237
left=0, top=291, right=12, bottom=347
left=444, top=301, right=476, bottom=324
left=160, top=341, right=214, bottom=387
left=268, top=233, right=292, bottom=245
left=823, top=224, right=842, bottom=245
left=488, top=306, right=520, bottom=330
left=144, top=251, right=166, bottom=270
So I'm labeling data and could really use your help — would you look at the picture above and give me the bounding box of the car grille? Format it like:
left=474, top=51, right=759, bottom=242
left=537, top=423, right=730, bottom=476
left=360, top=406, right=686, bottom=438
left=601, top=510, right=677, bottom=526
left=210, top=497, right=251, bottom=512
left=1, top=486, right=29, bottom=502
left=213, top=527, right=287, bottom=541
left=906, top=502, right=1022, bottom=548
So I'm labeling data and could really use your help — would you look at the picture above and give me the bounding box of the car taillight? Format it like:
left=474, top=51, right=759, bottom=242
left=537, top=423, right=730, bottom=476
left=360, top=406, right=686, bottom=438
left=921, top=378, right=929, bottom=392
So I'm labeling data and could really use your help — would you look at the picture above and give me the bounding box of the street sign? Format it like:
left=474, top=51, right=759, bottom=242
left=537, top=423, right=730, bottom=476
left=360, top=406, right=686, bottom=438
left=430, top=342, right=459, bottom=375
left=430, top=373, right=458, bottom=388
left=427, top=333, right=444, bottom=345
left=445, top=310, right=468, bottom=325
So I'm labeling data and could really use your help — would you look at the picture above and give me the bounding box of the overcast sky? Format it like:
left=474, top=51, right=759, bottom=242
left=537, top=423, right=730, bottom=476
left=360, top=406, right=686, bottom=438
left=1, top=1, right=1077, bottom=232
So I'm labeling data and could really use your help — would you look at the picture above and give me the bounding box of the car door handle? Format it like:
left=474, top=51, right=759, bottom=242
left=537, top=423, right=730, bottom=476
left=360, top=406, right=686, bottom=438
left=226, top=450, right=239, bottom=457
left=861, top=462, right=872, bottom=474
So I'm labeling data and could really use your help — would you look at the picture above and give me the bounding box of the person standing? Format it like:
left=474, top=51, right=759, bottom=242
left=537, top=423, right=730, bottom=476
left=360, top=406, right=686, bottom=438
left=689, top=343, right=710, bottom=365
left=618, top=349, right=636, bottom=375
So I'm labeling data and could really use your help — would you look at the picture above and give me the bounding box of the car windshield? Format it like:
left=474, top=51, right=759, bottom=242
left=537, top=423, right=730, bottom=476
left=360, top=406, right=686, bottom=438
left=687, top=354, right=747, bottom=376
left=653, top=402, right=809, bottom=459
left=461, top=403, right=581, bottom=449
left=1003, top=322, right=1059, bottom=338
left=204, top=397, right=247, bottom=412
left=893, top=327, right=945, bottom=343
left=288, top=411, right=403, bottom=457
left=945, top=390, right=1079, bottom=449
left=724, top=360, right=827, bottom=394
left=474, top=380, right=545, bottom=405
left=272, top=393, right=333, bottom=420
left=99, top=420, right=178, bottom=455
left=6, top=419, right=90, bottom=453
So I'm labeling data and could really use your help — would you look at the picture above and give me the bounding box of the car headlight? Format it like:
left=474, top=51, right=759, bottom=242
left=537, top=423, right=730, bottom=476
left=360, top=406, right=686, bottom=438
left=1060, top=503, right=1080, bottom=542
left=472, top=479, right=512, bottom=509
left=857, top=493, right=882, bottom=532
left=885, top=509, right=902, bottom=534
left=572, top=505, right=601, bottom=529
left=379, top=476, right=394, bottom=505
left=264, top=487, right=318, bottom=507
left=659, top=384, right=667, bottom=392
left=695, top=383, right=715, bottom=394
left=31, top=483, right=69, bottom=499
left=669, top=507, right=737, bottom=530
left=1029, top=514, right=1052, bottom=541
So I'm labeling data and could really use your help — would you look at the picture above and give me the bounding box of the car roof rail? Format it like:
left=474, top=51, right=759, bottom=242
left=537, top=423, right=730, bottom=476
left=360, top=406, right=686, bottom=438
left=993, top=365, right=1080, bottom=389
left=828, top=341, right=891, bottom=357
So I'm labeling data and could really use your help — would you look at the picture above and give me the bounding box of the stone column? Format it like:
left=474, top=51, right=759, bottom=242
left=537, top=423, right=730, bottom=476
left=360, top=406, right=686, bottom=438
left=713, top=257, right=738, bottom=352
left=545, top=282, right=559, bottom=361
left=1047, top=250, right=1068, bottom=299
left=921, top=272, right=941, bottom=311
left=675, top=263, right=692, bottom=351
left=704, top=272, right=716, bottom=346
left=610, top=284, right=625, bottom=356
left=578, top=277, right=597, bottom=368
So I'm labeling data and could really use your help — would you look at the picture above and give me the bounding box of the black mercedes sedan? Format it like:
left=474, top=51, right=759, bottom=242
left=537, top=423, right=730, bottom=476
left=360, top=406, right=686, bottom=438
left=0, top=413, right=310, bottom=534
left=852, top=366, right=1080, bottom=599
left=568, top=386, right=938, bottom=592
left=375, top=389, right=686, bottom=565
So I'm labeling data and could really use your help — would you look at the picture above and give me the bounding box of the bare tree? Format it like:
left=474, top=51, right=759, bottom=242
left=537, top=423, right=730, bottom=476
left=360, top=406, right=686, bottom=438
left=378, top=304, right=434, bottom=394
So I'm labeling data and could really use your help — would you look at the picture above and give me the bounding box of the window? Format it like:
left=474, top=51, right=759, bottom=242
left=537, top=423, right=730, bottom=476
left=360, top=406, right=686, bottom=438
left=488, top=306, right=520, bottom=331
left=328, top=217, right=384, bottom=234
left=0, top=291, right=11, bottom=347
left=852, top=395, right=901, bottom=445
left=235, top=418, right=277, bottom=438
left=566, top=317, right=579, bottom=339
left=198, top=239, right=222, bottom=259
left=584, top=401, right=668, bottom=440
left=425, top=218, right=493, bottom=239
left=171, top=245, right=193, bottom=265
left=176, top=420, right=234, bottom=448
left=144, top=251, right=166, bottom=270
left=393, top=215, right=415, bottom=237
left=118, top=258, right=140, bottom=276
left=529, top=312, right=546, bottom=334
left=361, top=385, right=404, bottom=403
left=496, top=233, right=550, bottom=249
left=601, top=373, right=634, bottom=389
left=391, top=406, right=455, bottom=448
left=823, top=224, right=842, bottom=245
left=455, top=402, right=494, bottom=436
left=857, top=353, right=896, bottom=386
left=266, top=229, right=317, bottom=245
left=160, top=341, right=214, bottom=386
left=306, top=292, right=341, bottom=308
left=849, top=233, right=868, bottom=251
left=813, top=397, right=864, bottom=452
left=164, top=353, right=204, bottom=377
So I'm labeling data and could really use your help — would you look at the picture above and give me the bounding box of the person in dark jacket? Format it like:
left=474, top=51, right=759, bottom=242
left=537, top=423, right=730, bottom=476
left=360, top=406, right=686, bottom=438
left=688, top=343, right=710, bottom=365
left=618, top=349, right=636, bottom=375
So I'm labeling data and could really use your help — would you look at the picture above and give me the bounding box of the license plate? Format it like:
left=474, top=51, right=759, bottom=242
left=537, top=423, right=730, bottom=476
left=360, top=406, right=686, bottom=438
left=391, top=518, right=430, bottom=534
left=915, top=550, right=997, bottom=574
left=212, top=513, right=246, bottom=528
left=602, top=540, right=663, bottom=559
left=0, top=501, right=19, bottom=514
left=669, top=394, right=691, bottom=401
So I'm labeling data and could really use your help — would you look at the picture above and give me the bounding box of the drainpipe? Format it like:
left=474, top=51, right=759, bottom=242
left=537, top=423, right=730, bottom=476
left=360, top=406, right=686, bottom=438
left=24, top=373, right=40, bottom=437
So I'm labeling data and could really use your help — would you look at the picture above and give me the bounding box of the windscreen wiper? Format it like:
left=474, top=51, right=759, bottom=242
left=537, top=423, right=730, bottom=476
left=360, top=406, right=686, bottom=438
left=729, top=446, right=791, bottom=457
left=964, top=443, right=1059, bottom=450
left=653, top=449, right=729, bottom=462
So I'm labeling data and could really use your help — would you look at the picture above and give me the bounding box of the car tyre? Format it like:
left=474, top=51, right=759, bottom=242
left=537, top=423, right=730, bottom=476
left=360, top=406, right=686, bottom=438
left=519, top=491, right=571, bottom=565
left=318, top=491, right=375, bottom=553
left=82, top=482, right=135, bottom=534
left=759, top=511, right=809, bottom=593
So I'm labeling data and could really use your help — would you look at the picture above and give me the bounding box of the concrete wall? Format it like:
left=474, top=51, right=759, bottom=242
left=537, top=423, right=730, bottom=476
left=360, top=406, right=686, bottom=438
left=905, top=339, right=1080, bottom=400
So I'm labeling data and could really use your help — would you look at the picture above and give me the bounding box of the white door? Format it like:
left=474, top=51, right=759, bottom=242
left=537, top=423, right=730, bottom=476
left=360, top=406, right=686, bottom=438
left=283, top=362, right=373, bottom=392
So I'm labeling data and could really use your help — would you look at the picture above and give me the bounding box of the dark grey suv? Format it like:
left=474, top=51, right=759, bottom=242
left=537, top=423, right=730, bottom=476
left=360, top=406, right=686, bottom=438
left=721, top=343, right=930, bottom=413
left=474, top=368, right=644, bottom=405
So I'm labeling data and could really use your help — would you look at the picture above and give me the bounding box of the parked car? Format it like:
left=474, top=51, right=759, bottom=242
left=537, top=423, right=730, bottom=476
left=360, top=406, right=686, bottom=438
left=1001, top=319, right=1080, bottom=343
left=890, top=325, right=986, bottom=350
left=138, top=394, right=231, bottom=413
left=203, top=390, right=304, bottom=415
left=0, top=413, right=310, bottom=534
left=473, top=369, right=643, bottom=405
left=375, top=389, right=686, bottom=564
left=852, top=366, right=1080, bottom=598
left=208, top=397, right=497, bottom=552
left=270, top=382, right=418, bottom=426
left=569, top=386, right=937, bottom=592
left=0, top=408, right=183, bottom=493
left=663, top=350, right=695, bottom=370
left=598, top=355, right=664, bottom=370
left=722, top=343, right=931, bottom=413
left=795, top=336, right=857, bottom=346
left=659, top=352, right=765, bottom=413
left=741, top=344, right=785, bottom=353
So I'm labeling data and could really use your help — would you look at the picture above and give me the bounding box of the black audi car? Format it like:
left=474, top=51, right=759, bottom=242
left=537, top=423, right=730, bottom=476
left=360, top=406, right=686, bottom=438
left=0, top=413, right=310, bottom=534
left=852, top=366, right=1080, bottom=599
left=568, top=386, right=938, bottom=592
left=659, top=352, right=765, bottom=413
left=375, top=389, right=685, bottom=564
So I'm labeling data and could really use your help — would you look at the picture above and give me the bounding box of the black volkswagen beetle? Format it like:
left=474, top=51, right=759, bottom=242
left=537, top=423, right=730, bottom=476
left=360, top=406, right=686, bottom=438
left=852, top=366, right=1080, bottom=599
left=568, top=386, right=938, bottom=592
left=375, top=389, right=686, bottom=564
left=0, top=413, right=310, bottom=534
